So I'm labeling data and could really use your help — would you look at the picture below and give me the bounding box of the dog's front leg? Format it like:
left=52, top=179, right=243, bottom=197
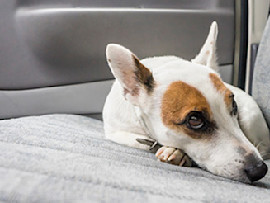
left=155, top=147, right=193, bottom=167
left=134, top=138, right=193, bottom=167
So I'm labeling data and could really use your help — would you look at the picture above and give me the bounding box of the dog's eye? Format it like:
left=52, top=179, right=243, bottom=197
left=232, top=100, right=238, bottom=115
left=188, top=115, right=204, bottom=129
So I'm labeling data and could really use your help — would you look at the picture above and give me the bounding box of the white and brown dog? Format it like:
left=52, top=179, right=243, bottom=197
left=103, top=22, right=270, bottom=182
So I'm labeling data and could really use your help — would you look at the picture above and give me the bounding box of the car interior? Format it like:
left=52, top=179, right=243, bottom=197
left=1, top=0, right=270, bottom=202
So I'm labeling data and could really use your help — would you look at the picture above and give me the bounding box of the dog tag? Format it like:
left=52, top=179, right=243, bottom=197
left=136, top=138, right=162, bottom=153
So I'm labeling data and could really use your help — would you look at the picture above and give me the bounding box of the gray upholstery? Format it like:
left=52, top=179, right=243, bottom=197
left=252, top=17, right=270, bottom=126
left=0, top=114, right=270, bottom=202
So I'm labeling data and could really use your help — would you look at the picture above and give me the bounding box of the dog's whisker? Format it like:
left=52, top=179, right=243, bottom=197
left=255, top=141, right=263, bottom=150
left=260, top=152, right=270, bottom=157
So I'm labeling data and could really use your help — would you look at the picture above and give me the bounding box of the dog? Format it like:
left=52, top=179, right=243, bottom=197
left=102, top=22, right=270, bottom=182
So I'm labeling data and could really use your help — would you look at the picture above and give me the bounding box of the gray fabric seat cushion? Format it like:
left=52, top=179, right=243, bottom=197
left=253, top=17, right=270, bottom=126
left=0, top=114, right=270, bottom=202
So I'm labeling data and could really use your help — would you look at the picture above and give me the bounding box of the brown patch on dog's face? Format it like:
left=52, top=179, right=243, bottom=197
left=132, top=54, right=154, bottom=93
left=162, top=81, right=215, bottom=139
left=209, top=73, right=233, bottom=108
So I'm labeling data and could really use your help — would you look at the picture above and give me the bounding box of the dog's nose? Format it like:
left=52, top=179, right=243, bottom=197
left=244, top=161, right=268, bottom=182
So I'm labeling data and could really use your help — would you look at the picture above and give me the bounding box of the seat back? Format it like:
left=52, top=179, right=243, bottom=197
left=252, top=17, right=270, bottom=126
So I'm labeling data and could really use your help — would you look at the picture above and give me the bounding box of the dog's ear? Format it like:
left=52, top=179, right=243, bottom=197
left=106, top=44, right=154, bottom=105
left=191, top=21, right=219, bottom=72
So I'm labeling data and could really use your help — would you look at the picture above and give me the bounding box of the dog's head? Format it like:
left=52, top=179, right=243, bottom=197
left=106, top=22, right=267, bottom=182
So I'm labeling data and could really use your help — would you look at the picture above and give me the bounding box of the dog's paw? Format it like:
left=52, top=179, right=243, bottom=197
left=155, top=147, right=192, bottom=167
